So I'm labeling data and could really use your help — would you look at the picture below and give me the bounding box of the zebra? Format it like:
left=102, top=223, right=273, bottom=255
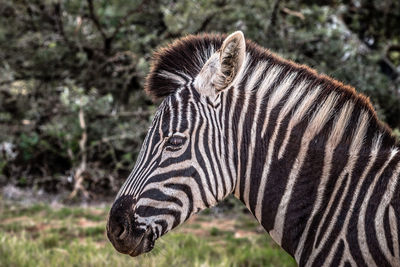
left=107, top=31, right=400, bottom=266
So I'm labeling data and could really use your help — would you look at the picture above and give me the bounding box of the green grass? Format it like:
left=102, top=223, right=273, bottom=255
left=0, top=202, right=296, bottom=267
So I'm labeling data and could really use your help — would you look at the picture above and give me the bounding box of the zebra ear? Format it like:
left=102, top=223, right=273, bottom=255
left=214, top=31, right=246, bottom=91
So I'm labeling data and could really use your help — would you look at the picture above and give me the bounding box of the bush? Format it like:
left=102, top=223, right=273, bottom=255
left=1, top=0, right=399, bottom=198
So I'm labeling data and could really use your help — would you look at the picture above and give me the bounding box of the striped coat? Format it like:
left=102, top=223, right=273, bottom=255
left=107, top=31, right=400, bottom=266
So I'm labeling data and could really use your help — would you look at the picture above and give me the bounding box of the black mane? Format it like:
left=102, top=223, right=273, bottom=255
left=145, top=34, right=224, bottom=101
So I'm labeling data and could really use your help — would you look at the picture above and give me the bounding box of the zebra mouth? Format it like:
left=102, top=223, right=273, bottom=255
left=128, top=227, right=156, bottom=257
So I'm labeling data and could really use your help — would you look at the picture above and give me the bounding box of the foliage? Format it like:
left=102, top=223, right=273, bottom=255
left=0, top=202, right=296, bottom=267
left=0, top=0, right=399, bottom=197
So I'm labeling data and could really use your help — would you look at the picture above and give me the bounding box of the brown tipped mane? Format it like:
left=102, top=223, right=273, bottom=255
left=145, top=33, right=224, bottom=101
left=145, top=33, right=396, bottom=143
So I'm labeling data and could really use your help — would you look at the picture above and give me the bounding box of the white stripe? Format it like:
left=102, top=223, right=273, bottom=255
left=195, top=102, right=218, bottom=199
left=375, top=155, right=400, bottom=266
left=307, top=111, right=370, bottom=265
left=390, top=205, right=400, bottom=259
left=225, top=56, right=251, bottom=192
left=157, top=70, right=187, bottom=85
left=242, top=65, right=281, bottom=208
left=357, top=149, right=397, bottom=266
left=294, top=101, right=354, bottom=261
left=271, top=93, right=338, bottom=245
left=254, top=74, right=308, bottom=222
left=234, top=61, right=267, bottom=196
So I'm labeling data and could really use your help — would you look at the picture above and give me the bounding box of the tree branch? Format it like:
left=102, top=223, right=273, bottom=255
left=195, top=12, right=217, bottom=34
left=53, top=2, right=75, bottom=50
left=387, top=44, right=400, bottom=55
left=87, top=0, right=108, bottom=41
left=281, top=7, right=305, bottom=20
left=0, top=80, right=15, bottom=86
left=69, top=104, right=89, bottom=199
left=266, top=0, right=282, bottom=37
left=109, top=0, right=147, bottom=41
left=93, top=110, right=152, bottom=120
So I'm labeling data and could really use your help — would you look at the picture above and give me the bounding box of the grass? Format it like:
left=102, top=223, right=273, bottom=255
left=0, top=201, right=296, bottom=267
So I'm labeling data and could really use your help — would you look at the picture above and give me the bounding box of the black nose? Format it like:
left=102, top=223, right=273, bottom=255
left=107, top=195, right=141, bottom=253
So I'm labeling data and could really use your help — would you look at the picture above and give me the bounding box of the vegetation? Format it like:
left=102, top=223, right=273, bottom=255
left=1, top=1, right=399, bottom=265
left=0, top=200, right=296, bottom=267
left=0, top=0, right=399, bottom=198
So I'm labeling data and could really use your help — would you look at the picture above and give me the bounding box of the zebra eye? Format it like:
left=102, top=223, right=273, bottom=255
left=166, top=135, right=186, bottom=147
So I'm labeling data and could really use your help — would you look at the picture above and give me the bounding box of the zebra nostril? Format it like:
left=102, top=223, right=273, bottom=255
left=110, top=222, right=131, bottom=241
left=107, top=195, right=137, bottom=242
left=111, top=223, right=124, bottom=239
left=117, top=224, right=131, bottom=240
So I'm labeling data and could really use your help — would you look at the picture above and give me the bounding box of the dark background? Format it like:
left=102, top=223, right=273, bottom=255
left=1, top=0, right=399, bottom=201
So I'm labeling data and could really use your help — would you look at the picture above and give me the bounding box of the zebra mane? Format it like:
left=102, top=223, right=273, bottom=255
left=145, top=33, right=271, bottom=100
left=145, top=33, right=396, bottom=142
left=145, top=33, right=223, bottom=100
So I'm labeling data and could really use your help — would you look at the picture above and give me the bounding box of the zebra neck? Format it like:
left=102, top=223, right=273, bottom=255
left=221, top=60, right=400, bottom=258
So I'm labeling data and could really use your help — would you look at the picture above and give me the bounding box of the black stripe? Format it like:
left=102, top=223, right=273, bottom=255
left=298, top=105, right=361, bottom=265
left=205, top=103, right=226, bottom=197
left=136, top=206, right=181, bottom=228
left=311, top=174, right=349, bottom=267
left=282, top=113, right=334, bottom=255
left=223, top=88, right=235, bottom=188
left=165, top=183, right=194, bottom=221
left=365, top=154, right=400, bottom=265
left=140, top=188, right=183, bottom=207
left=390, top=176, right=400, bottom=262
left=383, top=206, right=395, bottom=256
left=260, top=70, right=314, bottom=232
left=238, top=90, right=257, bottom=199
left=247, top=71, right=277, bottom=214
left=192, top=105, right=215, bottom=201
left=345, top=147, right=391, bottom=266
left=329, top=239, right=345, bottom=267
left=155, top=219, right=168, bottom=236
left=198, top=103, right=219, bottom=198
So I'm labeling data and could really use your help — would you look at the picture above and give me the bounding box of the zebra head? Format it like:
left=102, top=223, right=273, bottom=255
left=107, top=32, right=247, bottom=256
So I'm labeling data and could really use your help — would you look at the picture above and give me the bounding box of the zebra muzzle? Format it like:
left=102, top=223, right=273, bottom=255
left=107, top=195, right=155, bottom=257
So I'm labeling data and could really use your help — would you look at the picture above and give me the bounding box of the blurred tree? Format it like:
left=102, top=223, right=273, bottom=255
left=0, top=0, right=399, bottom=199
